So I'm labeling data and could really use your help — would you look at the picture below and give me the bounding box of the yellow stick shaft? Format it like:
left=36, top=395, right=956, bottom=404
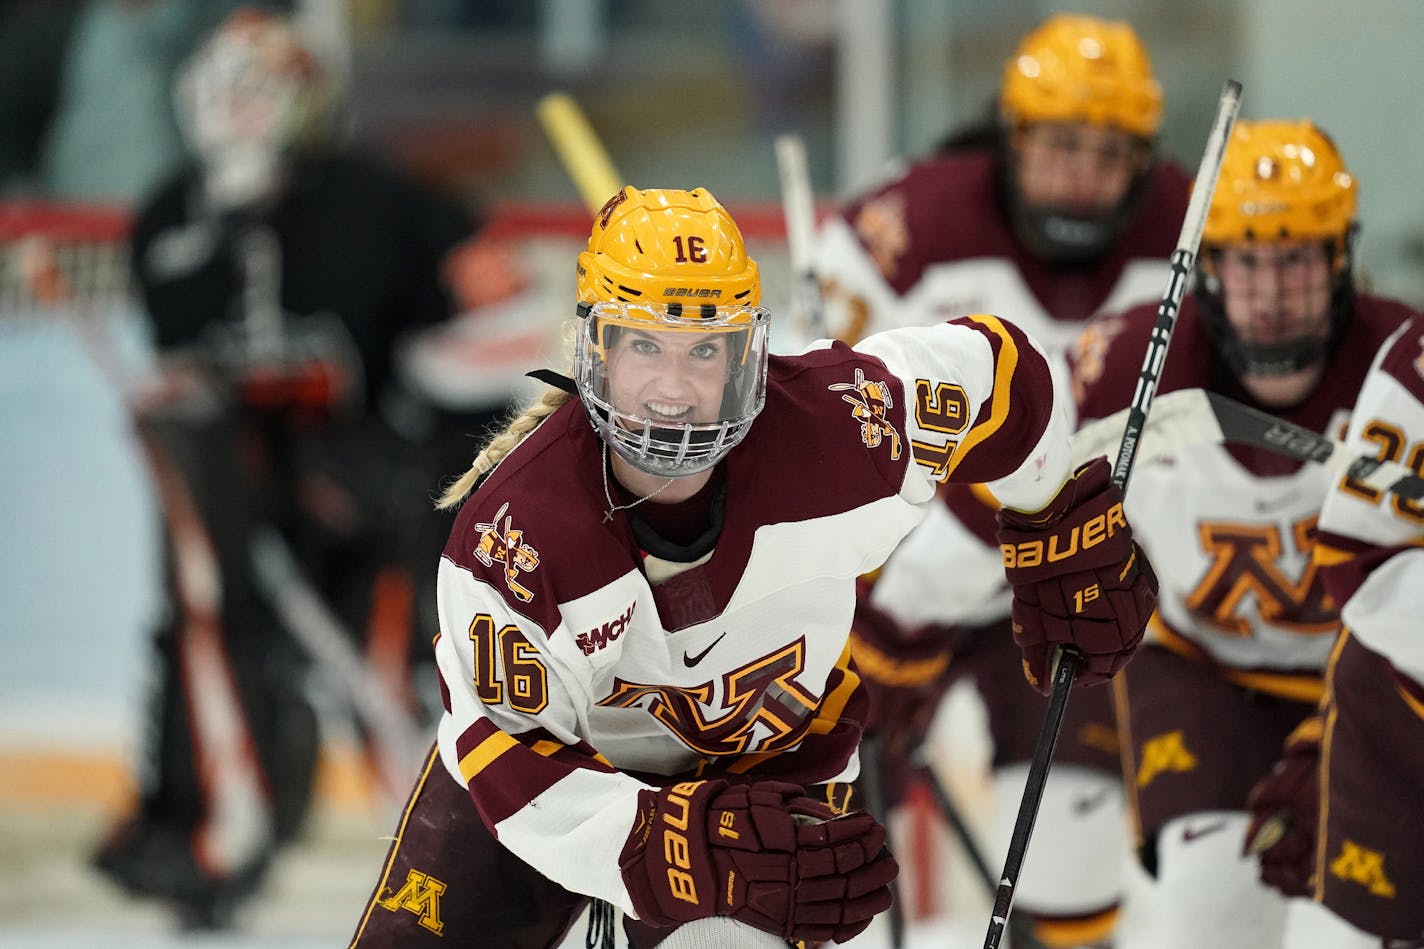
left=535, top=92, right=623, bottom=215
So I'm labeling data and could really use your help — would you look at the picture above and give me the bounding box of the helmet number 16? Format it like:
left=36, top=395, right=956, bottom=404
left=672, top=235, right=708, bottom=263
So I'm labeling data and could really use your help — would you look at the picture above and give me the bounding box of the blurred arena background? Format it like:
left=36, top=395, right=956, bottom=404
left=2, top=1, right=1422, bottom=946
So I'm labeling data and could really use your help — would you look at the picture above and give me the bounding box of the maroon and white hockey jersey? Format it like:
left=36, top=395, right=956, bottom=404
left=1317, top=315, right=1424, bottom=690
left=818, top=148, right=1189, bottom=638
left=867, top=295, right=1415, bottom=696
left=432, top=317, right=1070, bottom=915
left=813, top=149, right=1191, bottom=351
left=1070, top=294, right=1415, bottom=699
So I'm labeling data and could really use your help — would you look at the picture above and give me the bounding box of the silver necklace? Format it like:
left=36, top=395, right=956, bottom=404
left=602, top=443, right=675, bottom=523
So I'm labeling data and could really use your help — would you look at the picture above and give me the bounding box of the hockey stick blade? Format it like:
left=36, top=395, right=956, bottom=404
left=1206, top=391, right=1424, bottom=500
left=1070, top=388, right=1424, bottom=502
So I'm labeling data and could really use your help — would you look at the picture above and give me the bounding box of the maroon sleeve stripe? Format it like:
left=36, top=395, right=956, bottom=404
left=453, top=717, right=618, bottom=827
left=943, top=481, right=1001, bottom=546
left=1316, top=530, right=1424, bottom=610
left=941, top=314, right=1054, bottom=484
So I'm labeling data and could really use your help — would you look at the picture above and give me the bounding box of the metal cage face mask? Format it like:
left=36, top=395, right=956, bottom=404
left=574, top=301, right=771, bottom=477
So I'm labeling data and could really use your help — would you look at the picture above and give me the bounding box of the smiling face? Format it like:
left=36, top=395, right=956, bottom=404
left=573, top=300, right=770, bottom=479
left=606, top=327, right=732, bottom=427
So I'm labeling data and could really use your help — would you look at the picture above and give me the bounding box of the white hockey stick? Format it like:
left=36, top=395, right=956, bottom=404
left=250, top=527, right=427, bottom=800
left=1071, top=387, right=1424, bottom=501
left=775, top=133, right=826, bottom=340
left=986, top=79, right=1243, bottom=949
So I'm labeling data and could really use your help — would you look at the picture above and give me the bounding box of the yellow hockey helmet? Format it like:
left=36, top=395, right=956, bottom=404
left=1001, top=14, right=1163, bottom=139
left=1202, top=119, right=1357, bottom=245
left=574, top=188, right=771, bottom=477
left=577, top=186, right=761, bottom=308
left=1196, top=120, right=1359, bottom=380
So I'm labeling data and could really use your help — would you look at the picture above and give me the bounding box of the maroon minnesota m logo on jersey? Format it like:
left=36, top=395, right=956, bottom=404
left=830, top=368, right=903, bottom=459
left=596, top=639, right=819, bottom=756
left=1186, top=515, right=1337, bottom=634
left=473, top=502, right=540, bottom=604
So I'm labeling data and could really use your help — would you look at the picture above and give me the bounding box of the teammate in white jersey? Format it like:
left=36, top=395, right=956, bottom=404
left=344, top=187, right=1158, bottom=949
left=1070, top=121, right=1418, bottom=949
left=814, top=14, right=1190, bottom=352
left=816, top=15, right=1189, bottom=948
left=1244, top=315, right=1424, bottom=947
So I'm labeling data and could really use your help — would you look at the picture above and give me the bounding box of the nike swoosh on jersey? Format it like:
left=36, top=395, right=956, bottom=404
left=683, top=632, right=727, bottom=668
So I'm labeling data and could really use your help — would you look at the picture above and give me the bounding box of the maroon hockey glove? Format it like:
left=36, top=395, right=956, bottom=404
left=1244, top=716, right=1322, bottom=898
left=619, top=779, right=898, bottom=944
left=849, top=594, right=956, bottom=751
left=996, top=456, right=1157, bottom=694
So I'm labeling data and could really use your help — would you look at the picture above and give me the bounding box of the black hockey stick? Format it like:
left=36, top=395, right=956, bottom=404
left=910, top=756, right=1051, bottom=949
left=983, top=78, right=1243, bottom=949
left=1070, top=387, right=1424, bottom=500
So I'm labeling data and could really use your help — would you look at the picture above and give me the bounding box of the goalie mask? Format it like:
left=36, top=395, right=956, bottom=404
left=1195, top=119, right=1358, bottom=380
left=174, top=8, right=338, bottom=211
left=998, top=14, right=1162, bottom=263
left=574, top=187, right=771, bottom=478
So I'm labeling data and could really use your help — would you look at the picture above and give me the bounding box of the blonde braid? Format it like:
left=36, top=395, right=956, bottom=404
left=436, top=386, right=574, bottom=510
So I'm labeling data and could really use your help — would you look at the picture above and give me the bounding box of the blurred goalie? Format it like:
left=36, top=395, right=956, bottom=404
left=91, top=6, right=506, bottom=929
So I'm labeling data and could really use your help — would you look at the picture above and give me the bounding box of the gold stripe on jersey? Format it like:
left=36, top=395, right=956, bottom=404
left=1034, top=906, right=1121, bottom=949
left=1148, top=613, right=1325, bottom=704
left=724, top=642, right=861, bottom=776
left=1315, top=629, right=1350, bottom=902
left=459, top=730, right=519, bottom=783
left=809, top=642, right=862, bottom=736
left=970, top=481, right=1001, bottom=509
left=1287, top=714, right=1324, bottom=745
left=528, top=738, right=612, bottom=766
left=1312, top=541, right=1354, bottom=567
left=939, top=314, right=1019, bottom=482
left=1395, top=681, right=1424, bottom=723
left=1315, top=535, right=1424, bottom=569
left=847, top=630, right=950, bottom=688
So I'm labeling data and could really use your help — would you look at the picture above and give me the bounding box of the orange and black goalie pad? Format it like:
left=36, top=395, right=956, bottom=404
left=996, top=456, right=1157, bottom=693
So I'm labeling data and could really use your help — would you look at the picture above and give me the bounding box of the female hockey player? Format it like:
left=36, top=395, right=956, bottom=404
left=346, top=186, right=1158, bottom=949
left=1247, top=310, right=1424, bottom=947
left=1071, top=120, right=1418, bottom=948
left=815, top=14, right=1190, bottom=947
